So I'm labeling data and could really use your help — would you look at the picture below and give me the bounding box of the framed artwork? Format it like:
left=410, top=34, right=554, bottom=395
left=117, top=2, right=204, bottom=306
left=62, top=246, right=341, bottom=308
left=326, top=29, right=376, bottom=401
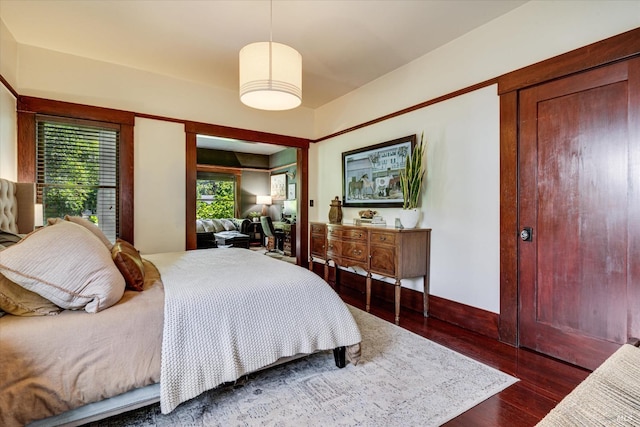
left=342, top=134, right=416, bottom=207
left=287, top=183, right=296, bottom=200
left=270, top=173, right=287, bottom=201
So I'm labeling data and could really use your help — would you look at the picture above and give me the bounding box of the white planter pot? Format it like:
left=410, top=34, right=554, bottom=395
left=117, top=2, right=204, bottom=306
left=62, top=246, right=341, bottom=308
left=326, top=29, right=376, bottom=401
left=399, top=208, right=420, bottom=229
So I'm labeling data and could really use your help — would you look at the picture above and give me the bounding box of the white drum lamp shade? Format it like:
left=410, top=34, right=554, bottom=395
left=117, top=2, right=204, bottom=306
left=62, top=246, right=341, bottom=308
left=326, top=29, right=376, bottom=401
left=239, top=41, right=302, bottom=111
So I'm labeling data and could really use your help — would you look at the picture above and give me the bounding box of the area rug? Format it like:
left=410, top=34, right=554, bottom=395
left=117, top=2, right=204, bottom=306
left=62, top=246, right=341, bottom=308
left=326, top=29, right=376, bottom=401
left=89, top=306, right=518, bottom=426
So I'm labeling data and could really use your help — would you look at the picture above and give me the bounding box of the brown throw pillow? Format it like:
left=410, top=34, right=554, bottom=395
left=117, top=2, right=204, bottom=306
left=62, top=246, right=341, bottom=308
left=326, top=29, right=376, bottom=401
left=112, top=239, right=145, bottom=291
left=0, top=272, right=62, bottom=316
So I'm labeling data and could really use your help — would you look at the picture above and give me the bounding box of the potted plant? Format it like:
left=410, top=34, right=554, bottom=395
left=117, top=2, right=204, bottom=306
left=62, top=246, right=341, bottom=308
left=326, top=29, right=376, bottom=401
left=399, top=132, right=426, bottom=228
left=248, top=211, right=261, bottom=222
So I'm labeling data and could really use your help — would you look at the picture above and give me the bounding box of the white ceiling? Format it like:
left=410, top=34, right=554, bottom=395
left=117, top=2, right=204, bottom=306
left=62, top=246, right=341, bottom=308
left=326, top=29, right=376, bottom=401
left=0, top=0, right=527, bottom=109
left=197, top=135, right=286, bottom=155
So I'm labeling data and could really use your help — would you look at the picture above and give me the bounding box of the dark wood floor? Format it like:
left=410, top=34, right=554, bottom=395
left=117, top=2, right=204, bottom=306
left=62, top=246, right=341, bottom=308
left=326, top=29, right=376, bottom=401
left=337, top=287, right=591, bottom=426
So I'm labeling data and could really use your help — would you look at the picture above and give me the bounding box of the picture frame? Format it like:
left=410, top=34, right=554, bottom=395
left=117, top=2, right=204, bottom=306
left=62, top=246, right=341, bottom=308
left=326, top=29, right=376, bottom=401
left=287, top=183, right=296, bottom=200
left=342, top=134, right=416, bottom=207
left=270, top=173, right=287, bottom=201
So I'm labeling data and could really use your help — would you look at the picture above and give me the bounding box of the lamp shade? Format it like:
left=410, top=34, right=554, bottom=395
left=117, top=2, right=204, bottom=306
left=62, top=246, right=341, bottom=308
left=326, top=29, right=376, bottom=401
left=256, top=195, right=272, bottom=205
left=239, top=41, right=302, bottom=111
left=34, top=203, right=44, bottom=227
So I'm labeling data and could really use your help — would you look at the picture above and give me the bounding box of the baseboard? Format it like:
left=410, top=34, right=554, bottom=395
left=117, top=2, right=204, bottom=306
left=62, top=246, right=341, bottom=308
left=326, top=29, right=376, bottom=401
left=428, top=295, right=499, bottom=340
left=311, top=262, right=499, bottom=340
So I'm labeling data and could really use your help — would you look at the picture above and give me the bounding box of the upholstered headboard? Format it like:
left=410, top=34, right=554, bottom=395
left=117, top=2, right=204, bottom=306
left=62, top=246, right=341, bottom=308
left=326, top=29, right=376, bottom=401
left=0, top=178, right=35, bottom=234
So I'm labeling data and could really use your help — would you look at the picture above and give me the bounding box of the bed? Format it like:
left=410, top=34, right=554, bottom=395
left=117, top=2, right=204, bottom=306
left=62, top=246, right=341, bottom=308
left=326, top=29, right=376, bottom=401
left=0, top=179, right=362, bottom=427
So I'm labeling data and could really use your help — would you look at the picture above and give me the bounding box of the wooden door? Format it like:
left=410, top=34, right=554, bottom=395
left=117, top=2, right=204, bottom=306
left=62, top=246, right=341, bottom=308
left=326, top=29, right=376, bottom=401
left=518, top=58, right=640, bottom=370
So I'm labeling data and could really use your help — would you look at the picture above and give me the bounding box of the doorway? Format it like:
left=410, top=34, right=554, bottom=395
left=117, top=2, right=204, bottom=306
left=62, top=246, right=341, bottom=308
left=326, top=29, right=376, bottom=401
left=518, top=58, right=639, bottom=370
left=497, top=29, right=640, bottom=370
left=184, top=122, right=310, bottom=265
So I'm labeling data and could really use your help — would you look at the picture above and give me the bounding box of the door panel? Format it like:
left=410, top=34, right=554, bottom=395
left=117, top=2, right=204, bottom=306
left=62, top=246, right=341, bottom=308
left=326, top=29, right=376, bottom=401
left=519, top=59, right=640, bottom=370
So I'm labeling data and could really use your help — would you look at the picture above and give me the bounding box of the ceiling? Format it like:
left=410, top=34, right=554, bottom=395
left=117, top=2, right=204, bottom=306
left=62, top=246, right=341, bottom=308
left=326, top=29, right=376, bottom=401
left=197, top=135, right=286, bottom=155
left=0, top=0, right=527, bottom=110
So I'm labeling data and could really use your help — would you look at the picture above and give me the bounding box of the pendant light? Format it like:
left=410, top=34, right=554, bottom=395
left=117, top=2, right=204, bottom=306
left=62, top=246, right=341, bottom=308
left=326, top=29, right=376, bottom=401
left=239, top=0, right=302, bottom=110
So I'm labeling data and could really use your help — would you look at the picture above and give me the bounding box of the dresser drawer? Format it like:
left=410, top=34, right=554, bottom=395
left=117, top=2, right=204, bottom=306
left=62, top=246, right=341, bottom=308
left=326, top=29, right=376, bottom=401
left=343, top=228, right=367, bottom=241
left=370, top=231, right=396, bottom=246
left=370, top=246, right=396, bottom=276
left=327, top=226, right=342, bottom=239
left=339, top=258, right=369, bottom=271
left=311, top=223, right=326, bottom=235
left=326, top=238, right=343, bottom=259
left=343, top=242, right=368, bottom=262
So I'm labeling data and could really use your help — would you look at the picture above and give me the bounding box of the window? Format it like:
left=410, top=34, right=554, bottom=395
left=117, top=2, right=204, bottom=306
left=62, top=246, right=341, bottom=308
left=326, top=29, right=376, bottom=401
left=36, top=115, right=120, bottom=242
left=196, top=171, right=236, bottom=219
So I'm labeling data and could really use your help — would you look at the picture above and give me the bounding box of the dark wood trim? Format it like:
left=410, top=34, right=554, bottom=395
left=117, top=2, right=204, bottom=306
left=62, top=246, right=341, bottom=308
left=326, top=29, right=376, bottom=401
left=195, top=164, right=244, bottom=220
left=16, top=97, right=135, bottom=242
left=17, top=111, right=36, bottom=183
left=312, top=78, right=498, bottom=143
left=297, top=147, right=309, bottom=267
left=429, top=295, right=499, bottom=341
left=0, top=73, right=19, bottom=98
left=185, top=120, right=310, bottom=149
left=629, top=57, right=640, bottom=337
left=499, top=91, right=519, bottom=346
left=135, top=112, right=187, bottom=124
left=185, top=132, right=197, bottom=250
left=119, top=124, right=134, bottom=243
left=498, top=27, right=640, bottom=94
left=185, top=121, right=310, bottom=257
left=497, top=27, right=640, bottom=348
left=18, top=96, right=135, bottom=126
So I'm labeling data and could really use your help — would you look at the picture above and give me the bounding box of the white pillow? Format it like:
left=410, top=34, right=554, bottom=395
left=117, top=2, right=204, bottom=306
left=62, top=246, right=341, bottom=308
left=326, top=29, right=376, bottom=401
left=0, top=221, right=125, bottom=313
left=202, top=219, right=216, bottom=233
left=64, top=215, right=113, bottom=250
left=221, top=219, right=235, bottom=231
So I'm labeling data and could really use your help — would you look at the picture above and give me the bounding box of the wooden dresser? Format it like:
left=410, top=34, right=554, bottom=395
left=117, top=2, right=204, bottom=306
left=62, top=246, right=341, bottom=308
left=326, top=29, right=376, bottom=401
left=309, top=222, right=431, bottom=324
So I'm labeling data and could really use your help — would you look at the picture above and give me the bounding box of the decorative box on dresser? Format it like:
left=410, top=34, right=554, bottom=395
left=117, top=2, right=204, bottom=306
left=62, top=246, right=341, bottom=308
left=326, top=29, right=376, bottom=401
left=309, top=222, right=431, bottom=325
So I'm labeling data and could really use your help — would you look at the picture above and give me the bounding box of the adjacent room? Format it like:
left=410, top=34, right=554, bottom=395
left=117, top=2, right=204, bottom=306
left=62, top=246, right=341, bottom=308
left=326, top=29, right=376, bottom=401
left=1, top=1, right=639, bottom=426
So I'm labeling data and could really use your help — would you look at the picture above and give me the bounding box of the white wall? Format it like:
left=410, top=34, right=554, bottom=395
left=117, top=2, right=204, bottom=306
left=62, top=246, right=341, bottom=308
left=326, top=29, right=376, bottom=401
left=314, top=0, right=640, bottom=137
left=311, top=1, right=639, bottom=314
left=310, top=86, right=499, bottom=312
left=0, top=19, right=18, bottom=180
left=15, top=45, right=315, bottom=140
left=134, top=118, right=186, bottom=254
left=0, top=19, right=17, bottom=89
left=0, top=84, right=16, bottom=181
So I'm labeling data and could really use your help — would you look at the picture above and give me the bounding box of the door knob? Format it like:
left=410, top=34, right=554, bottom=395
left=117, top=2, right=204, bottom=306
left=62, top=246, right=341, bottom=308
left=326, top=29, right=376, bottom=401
left=520, top=227, right=533, bottom=242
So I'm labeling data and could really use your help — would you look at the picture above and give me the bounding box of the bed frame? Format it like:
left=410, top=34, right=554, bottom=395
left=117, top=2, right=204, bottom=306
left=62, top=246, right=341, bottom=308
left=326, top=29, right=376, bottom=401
left=0, top=178, right=35, bottom=234
left=29, top=348, right=346, bottom=426
left=2, top=179, right=351, bottom=426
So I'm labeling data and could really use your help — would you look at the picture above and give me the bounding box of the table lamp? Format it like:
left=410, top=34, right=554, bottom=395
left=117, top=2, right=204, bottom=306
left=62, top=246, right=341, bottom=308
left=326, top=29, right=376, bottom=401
left=256, top=195, right=272, bottom=216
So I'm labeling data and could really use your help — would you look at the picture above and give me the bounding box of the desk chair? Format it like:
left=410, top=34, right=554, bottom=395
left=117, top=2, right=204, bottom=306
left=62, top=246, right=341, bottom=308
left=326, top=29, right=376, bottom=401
left=260, top=216, right=285, bottom=254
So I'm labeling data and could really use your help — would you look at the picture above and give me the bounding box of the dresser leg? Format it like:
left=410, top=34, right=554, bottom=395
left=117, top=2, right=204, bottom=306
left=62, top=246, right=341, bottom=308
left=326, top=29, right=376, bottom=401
left=365, top=272, right=372, bottom=312
left=394, top=279, right=401, bottom=325
left=323, top=261, right=329, bottom=284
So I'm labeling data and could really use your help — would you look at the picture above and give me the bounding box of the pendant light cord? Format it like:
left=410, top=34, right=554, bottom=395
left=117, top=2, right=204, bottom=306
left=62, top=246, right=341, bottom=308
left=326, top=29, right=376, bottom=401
left=269, top=0, right=273, bottom=85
